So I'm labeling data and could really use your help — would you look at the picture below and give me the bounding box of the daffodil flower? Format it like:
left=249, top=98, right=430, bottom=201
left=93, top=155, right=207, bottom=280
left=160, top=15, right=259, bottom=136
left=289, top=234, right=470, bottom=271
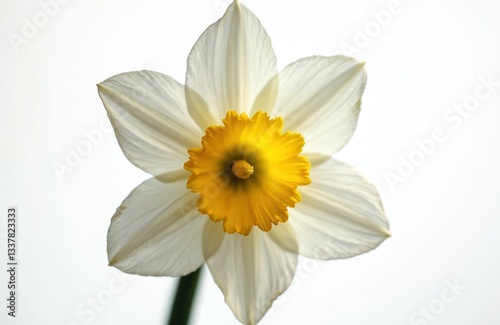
left=97, top=1, right=390, bottom=324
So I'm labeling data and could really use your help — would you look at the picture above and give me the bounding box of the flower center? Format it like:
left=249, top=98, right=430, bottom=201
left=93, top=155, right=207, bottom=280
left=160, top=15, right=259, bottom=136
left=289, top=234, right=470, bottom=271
left=230, top=160, right=254, bottom=179
left=184, top=110, right=311, bottom=236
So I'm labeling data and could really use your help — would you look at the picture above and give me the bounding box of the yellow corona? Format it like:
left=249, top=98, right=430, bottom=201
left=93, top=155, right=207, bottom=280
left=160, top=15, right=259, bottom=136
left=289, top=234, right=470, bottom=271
left=184, top=110, right=311, bottom=235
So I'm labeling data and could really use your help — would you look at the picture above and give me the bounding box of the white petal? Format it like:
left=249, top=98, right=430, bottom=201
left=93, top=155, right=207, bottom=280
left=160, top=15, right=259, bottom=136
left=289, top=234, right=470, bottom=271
left=203, top=224, right=298, bottom=325
left=107, top=177, right=207, bottom=276
left=185, top=0, right=277, bottom=129
left=289, top=158, right=390, bottom=259
left=98, top=71, right=203, bottom=176
left=273, top=56, right=366, bottom=156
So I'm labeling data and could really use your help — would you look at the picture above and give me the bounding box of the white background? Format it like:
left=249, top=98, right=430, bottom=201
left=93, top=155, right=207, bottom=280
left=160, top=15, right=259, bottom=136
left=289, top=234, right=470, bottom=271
left=1, top=0, right=500, bottom=324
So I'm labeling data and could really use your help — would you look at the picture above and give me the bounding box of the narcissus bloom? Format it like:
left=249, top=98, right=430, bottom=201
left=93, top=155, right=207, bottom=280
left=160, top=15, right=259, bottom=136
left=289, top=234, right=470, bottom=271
left=98, top=1, right=390, bottom=324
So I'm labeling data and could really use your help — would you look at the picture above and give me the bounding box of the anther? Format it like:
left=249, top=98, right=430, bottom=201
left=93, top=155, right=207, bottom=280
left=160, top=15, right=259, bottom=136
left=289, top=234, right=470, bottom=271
left=231, top=160, right=254, bottom=179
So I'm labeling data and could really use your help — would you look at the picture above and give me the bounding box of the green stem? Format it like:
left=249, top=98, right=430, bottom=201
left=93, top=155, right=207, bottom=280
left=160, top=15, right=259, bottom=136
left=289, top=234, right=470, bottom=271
left=168, top=267, right=202, bottom=325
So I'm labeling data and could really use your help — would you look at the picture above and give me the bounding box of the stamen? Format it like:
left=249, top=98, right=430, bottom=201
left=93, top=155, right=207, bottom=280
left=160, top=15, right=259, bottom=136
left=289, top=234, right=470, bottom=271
left=231, top=160, right=254, bottom=179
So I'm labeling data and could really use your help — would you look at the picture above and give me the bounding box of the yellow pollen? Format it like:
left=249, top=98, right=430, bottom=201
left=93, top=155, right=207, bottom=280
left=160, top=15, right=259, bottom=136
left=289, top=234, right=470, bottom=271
left=231, top=160, right=254, bottom=179
left=184, top=110, right=311, bottom=236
